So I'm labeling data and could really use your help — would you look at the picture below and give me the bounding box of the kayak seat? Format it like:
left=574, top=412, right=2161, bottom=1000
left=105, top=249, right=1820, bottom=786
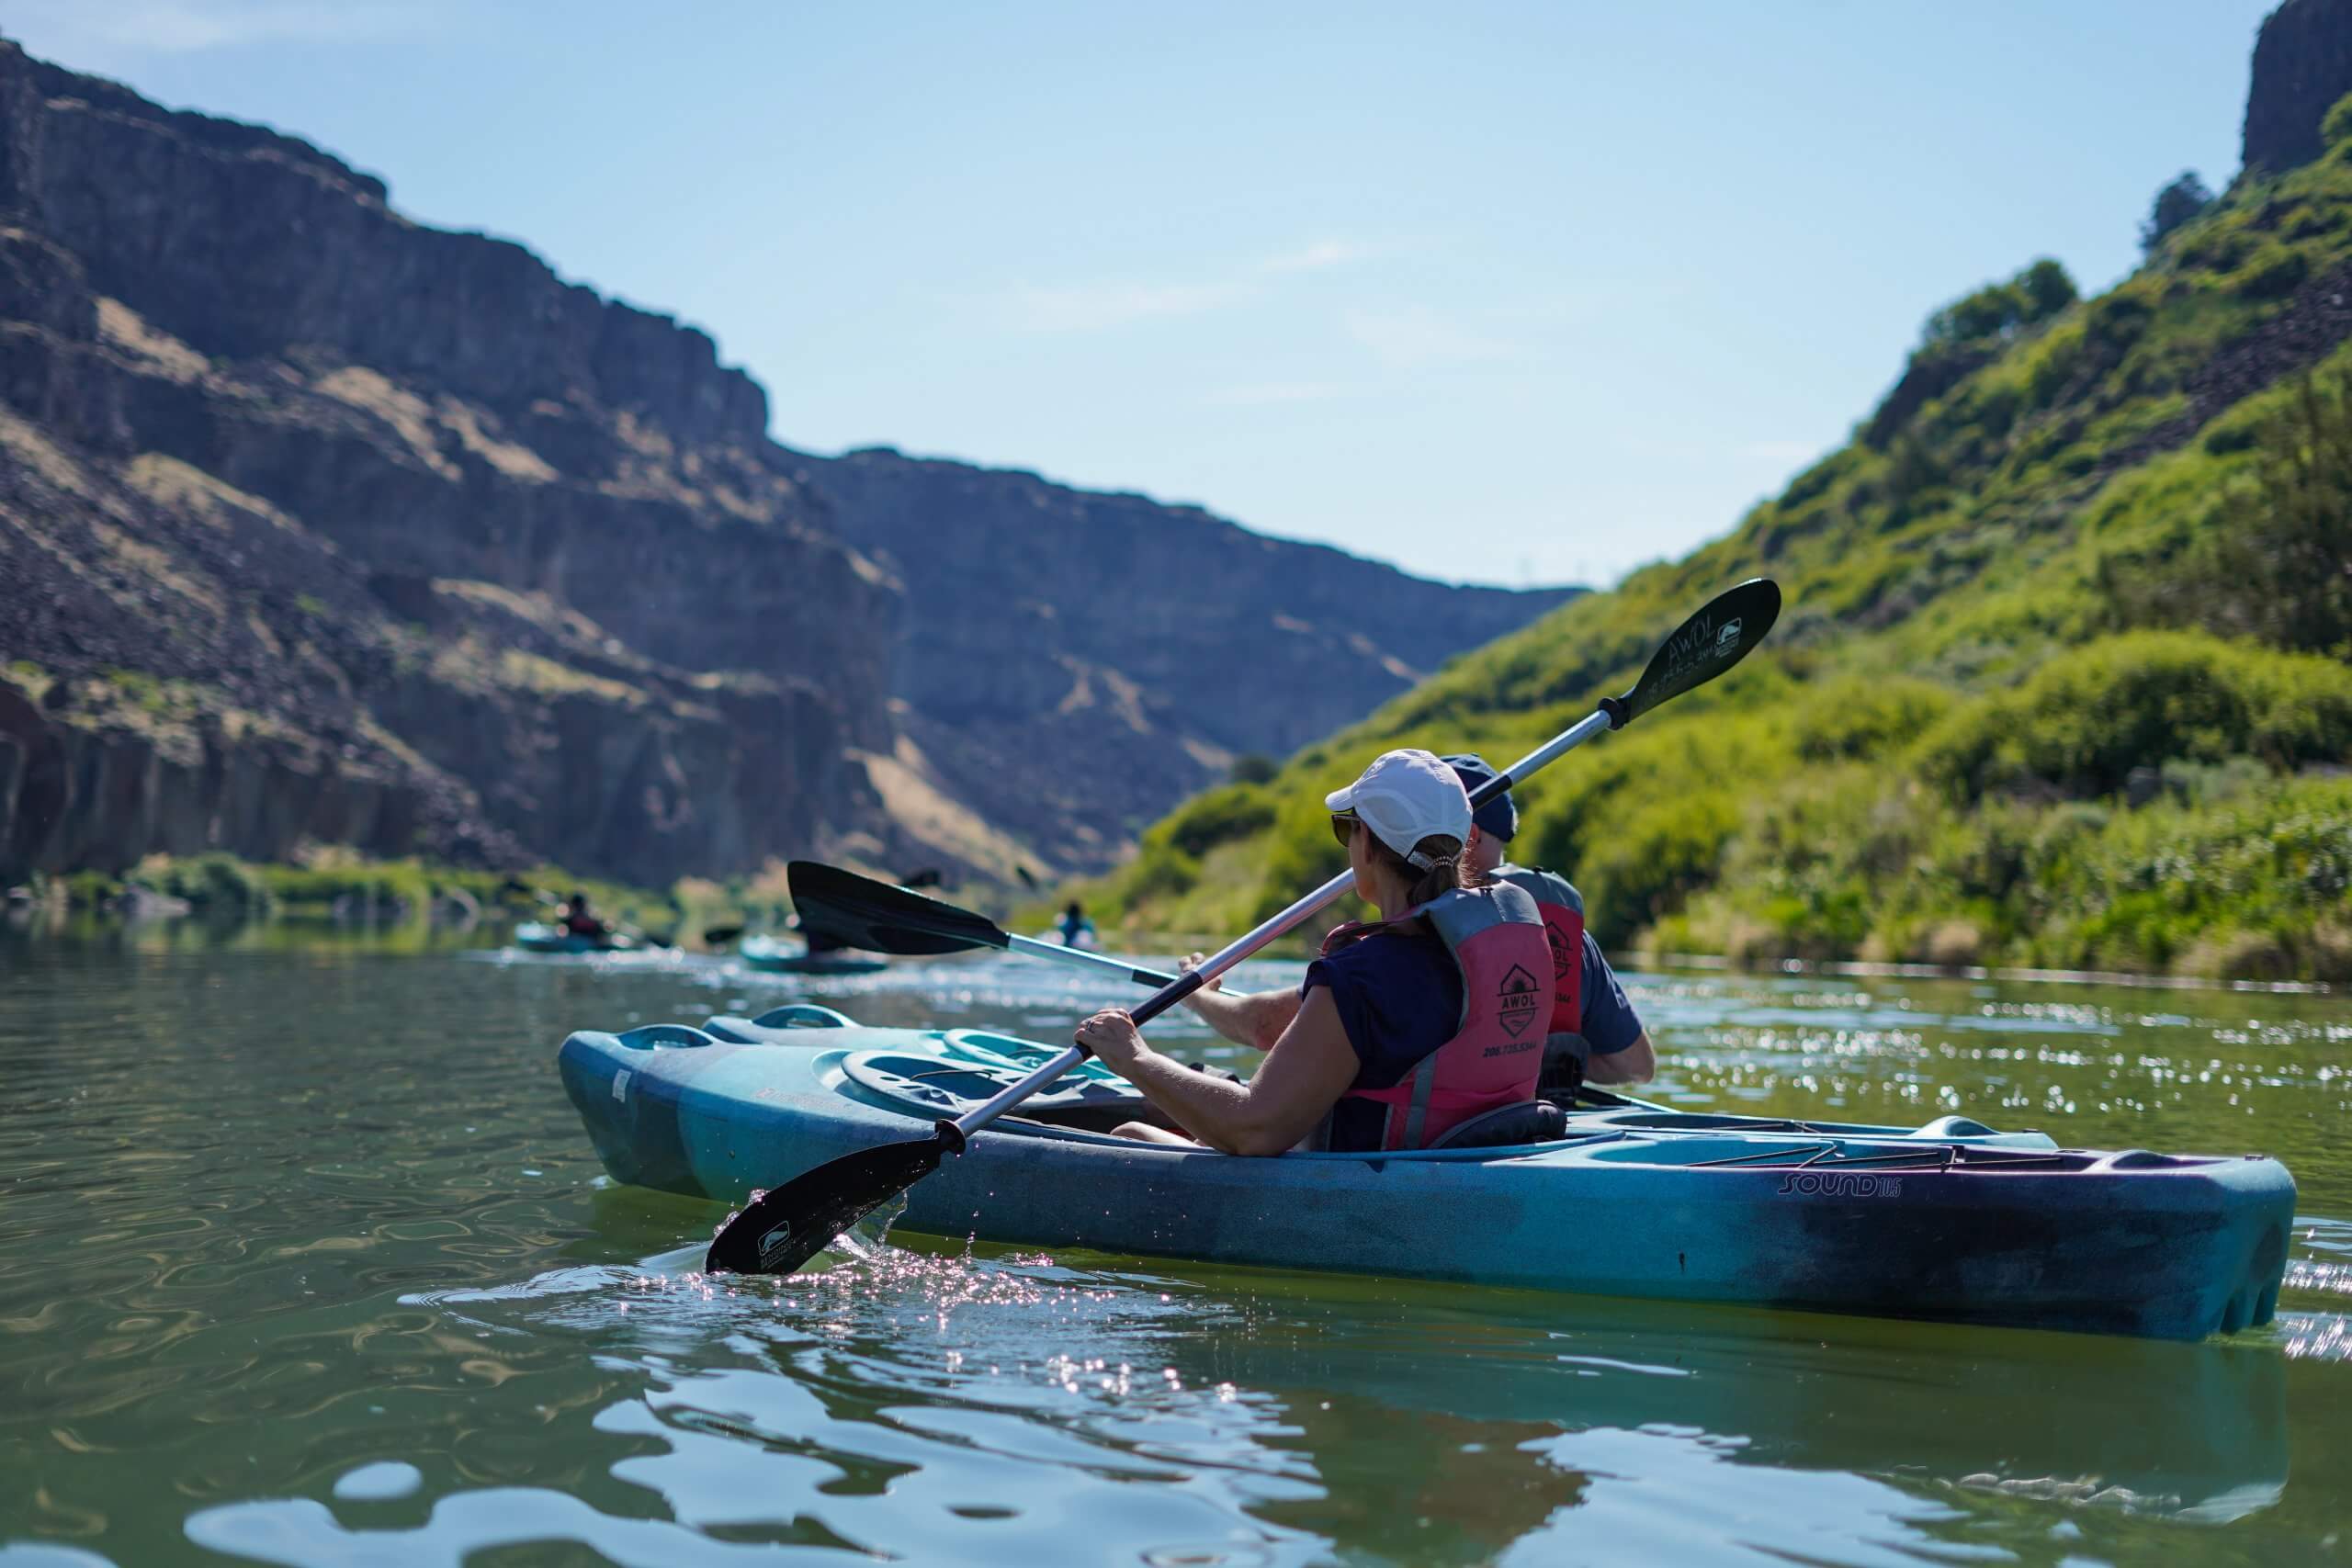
left=614, top=1024, right=718, bottom=1051
left=1428, top=1100, right=1567, bottom=1150
left=1911, top=1114, right=1998, bottom=1138
left=750, top=1005, right=855, bottom=1030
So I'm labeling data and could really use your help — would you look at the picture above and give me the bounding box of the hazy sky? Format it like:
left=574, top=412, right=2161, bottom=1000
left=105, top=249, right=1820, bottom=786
left=10, top=0, right=2276, bottom=587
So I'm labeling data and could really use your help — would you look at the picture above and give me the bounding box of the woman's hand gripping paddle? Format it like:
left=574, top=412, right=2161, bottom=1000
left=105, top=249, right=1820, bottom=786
left=705, top=577, right=1781, bottom=1275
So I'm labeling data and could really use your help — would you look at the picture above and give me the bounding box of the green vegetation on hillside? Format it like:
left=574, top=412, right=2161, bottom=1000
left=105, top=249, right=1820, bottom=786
left=1088, top=108, right=2352, bottom=981
left=28, top=852, right=785, bottom=950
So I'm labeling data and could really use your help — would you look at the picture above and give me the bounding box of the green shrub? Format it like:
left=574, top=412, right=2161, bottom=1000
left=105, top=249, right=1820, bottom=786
left=2324, top=90, right=2352, bottom=155
left=1920, top=259, right=2076, bottom=351
left=2234, top=244, right=2311, bottom=300
left=2018, top=257, right=2079, bottom=318
left=131, top=852, right=271, bottom=910
left=2140, top=171, right=2215, bottom=254
left=1159, top=784, right=1277, bottom=858
left=1790, top=675, right=1956, bottom=761
left=2085, top=288, right=2154, bottom=356
left=1570, top=788, right=1743, bottom=948
left=1912, top=631, right=2352, bottom=801
left=2201, top=373, right=2352, bottom=656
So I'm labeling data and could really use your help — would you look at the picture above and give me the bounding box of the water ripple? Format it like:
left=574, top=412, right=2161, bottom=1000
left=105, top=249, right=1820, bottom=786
left=3, top=942, right=2348, bottom=1566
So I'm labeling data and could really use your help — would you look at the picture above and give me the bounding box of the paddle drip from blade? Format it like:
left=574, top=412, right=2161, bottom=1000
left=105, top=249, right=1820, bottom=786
left=706, top=1124, right=962, bottom=1275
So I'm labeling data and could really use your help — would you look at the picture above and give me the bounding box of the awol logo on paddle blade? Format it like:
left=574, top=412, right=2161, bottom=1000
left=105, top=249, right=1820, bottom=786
left=1497, top=964, right=1541, bottom=1039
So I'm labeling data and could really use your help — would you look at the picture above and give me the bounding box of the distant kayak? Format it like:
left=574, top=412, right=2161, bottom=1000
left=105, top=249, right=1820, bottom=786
left=559, top=1009, right=2294, bottom=1342
left=739, top=935, right=888, bottom=975
left=514, top=921, right=642, bottom=954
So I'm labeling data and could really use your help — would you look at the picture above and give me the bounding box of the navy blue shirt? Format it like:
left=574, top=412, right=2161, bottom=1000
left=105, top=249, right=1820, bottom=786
left=1302, top=924, right=1645, bottom=1150
left=1575, top=932, right=1645, bottom=1055
left=1305, top=930, right=1462, bottom=1094
left=1304, top=930, right=1459, bottom=1151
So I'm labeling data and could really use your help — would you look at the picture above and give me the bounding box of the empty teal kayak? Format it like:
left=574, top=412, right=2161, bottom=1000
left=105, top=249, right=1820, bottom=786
left=739, top=936, right=889, bottom=975
left=558, top=1006, right=2295, bottom=1341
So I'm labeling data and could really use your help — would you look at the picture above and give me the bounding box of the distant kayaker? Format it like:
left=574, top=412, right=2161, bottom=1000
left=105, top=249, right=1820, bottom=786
left=1074, top=749, right=1555, bottom=1154
left=560, top=892, right=609, bottom=942
left=1057, top=901, right=1097, bottom=949
left=1441, top=753, right=1655, bottom=1090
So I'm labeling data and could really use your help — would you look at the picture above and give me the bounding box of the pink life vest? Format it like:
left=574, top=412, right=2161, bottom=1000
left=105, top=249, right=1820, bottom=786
left=1330, top=883, right=1555, bottom=1150
left=1492, top=866, right=1589, bottom=1038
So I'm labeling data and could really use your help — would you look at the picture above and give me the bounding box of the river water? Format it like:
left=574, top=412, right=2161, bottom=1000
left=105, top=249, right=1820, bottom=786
left=1, top=931, right=2346, bottom=1565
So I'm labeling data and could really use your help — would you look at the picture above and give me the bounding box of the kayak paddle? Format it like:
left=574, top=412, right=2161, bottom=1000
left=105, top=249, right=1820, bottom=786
left=788, top=861, right=1178, bottom=987
left=706, top=576, right=1781, bottom=1275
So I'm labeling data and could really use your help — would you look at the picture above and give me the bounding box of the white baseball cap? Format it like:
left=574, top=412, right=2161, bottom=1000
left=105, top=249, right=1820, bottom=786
left=1325, top=749, right=1473, bottom=868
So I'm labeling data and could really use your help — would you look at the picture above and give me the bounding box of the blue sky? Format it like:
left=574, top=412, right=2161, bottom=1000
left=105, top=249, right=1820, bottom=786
left=10, top=0, right=2276, bottom=587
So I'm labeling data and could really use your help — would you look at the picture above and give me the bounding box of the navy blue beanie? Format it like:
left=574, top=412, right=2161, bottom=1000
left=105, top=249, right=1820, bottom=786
left=1442, top=753, right=1518, bottom=842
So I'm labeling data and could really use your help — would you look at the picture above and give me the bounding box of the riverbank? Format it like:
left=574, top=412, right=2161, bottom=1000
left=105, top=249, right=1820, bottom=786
left=4, top=851, right=783, bottom=951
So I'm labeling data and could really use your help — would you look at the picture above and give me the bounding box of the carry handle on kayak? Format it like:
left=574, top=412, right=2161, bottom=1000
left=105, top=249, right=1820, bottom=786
left=706, top=578, right=1781, bottom=1276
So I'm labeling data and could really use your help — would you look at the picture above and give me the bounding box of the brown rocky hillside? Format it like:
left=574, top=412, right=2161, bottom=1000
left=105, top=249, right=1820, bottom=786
left=0, top=36, right=1570, bottom=887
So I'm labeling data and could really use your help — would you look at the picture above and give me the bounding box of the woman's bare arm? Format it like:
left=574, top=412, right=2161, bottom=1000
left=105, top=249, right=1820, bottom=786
left=1182, top=986, right=1303, bottom=1051
left=1075, top=988, right=1358, bottom=1156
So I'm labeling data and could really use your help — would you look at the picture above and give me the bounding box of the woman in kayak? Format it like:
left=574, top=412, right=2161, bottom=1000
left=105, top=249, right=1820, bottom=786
left=1074, top=748, right=1555, bottom=1155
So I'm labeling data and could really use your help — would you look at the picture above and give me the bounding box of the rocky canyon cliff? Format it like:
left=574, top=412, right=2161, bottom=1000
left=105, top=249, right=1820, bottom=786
left=0, top=37, right=1570, bottom=888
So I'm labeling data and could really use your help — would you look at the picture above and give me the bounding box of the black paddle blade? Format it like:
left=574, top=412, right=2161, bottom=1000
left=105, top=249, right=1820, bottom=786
left=701, top=923, right=746, bottom=946
left=788, top=860, right=1012, bottom=957
left=705, top=1129, right=956, bottom=1275
left=1606, top=577, right=1781, bottom=728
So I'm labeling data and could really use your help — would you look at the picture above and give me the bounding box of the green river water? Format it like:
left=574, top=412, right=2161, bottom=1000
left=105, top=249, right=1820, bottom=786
left=1, top=929, right=2346, bottom=1566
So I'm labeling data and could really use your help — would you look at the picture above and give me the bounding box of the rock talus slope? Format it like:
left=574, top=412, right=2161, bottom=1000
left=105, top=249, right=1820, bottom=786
left=0, top=37, right=897, bottom=885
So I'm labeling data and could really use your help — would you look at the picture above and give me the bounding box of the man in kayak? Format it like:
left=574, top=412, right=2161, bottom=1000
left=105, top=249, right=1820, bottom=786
left=1057, top=901, right=1097, bottom=948
left=560, top=892, right=610, bottom=942
left=1441, top=754, right=1655, bottom=1089
left=1075, top=749, right=1555, bottom=1154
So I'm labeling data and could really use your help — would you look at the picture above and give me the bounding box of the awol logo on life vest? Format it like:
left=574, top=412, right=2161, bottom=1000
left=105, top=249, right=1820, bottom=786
left=1496, top=964, right=1541, bottom=1039
left=1544, top=922, right=1576, bottom=981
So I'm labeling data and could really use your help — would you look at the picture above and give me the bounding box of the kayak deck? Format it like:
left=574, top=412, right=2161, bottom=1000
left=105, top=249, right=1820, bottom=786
left=557, top=1010, right=2296, bottom=1342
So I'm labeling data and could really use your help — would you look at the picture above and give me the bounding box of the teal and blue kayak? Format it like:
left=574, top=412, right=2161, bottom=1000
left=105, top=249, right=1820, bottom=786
left=557, top=1006, right=2295, bottom=1342
left=514, top=921, right=642, bottom=954
left=739, top=935, right=889, bottom=975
